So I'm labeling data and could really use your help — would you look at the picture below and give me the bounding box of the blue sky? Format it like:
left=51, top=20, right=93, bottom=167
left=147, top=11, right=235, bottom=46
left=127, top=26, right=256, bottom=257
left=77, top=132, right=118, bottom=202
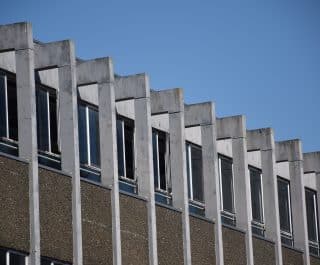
left=2, top=0, right=319, bottom=152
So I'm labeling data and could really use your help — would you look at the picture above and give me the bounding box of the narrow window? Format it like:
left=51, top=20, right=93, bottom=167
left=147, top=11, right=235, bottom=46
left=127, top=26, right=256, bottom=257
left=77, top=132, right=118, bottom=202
left=0, top=73, right=18, bottom=155
left=78, top=102, right=100, bottom=182
left=36, top=85, right=60, bottom=169
left=0, top=249, right=6, bottom=265
left=152, top=129, right=168, bottom=191
left=9, top=252, right=26, bottom=265
left=249, top=166, right=264, bottom=236
left=305, top=188, right=319, bottom=255
left=116, top=116, right=135, bottom=184
left=219, top=155, right=236, bottom=225
left=277, top=177, right=293, bottom=246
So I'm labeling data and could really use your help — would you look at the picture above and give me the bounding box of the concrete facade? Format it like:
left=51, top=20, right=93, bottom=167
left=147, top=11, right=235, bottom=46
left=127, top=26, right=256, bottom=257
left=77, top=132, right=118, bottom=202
left=0, top=21, right=319, bottom=265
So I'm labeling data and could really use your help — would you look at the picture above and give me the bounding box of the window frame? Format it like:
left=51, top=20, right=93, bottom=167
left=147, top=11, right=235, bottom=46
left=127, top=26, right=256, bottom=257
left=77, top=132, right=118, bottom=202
left=249, top=165, right=265, bottom=236
left=277, top=176, right=293, bottom=245
left=305, top=187, right=320, bottom=255
left=78, top=100, right=100, bottom=170
left=0, top=70, right=19, bottom=153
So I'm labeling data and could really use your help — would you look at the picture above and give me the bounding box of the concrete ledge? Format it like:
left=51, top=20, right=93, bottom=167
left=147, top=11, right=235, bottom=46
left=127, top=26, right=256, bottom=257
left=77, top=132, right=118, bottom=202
left=0, top=22, right=33, bottom=50
left=151, top=88, right=184, bottom=114
left=216, top=115, right=246, bottom=139
left=303, top=152, right=320, bottom=173
left=275, top=140, right=303, bottom=162
left=184, top=102, right=215, bottom=127
left=247, top=128, right=274, bottom=151
left=115, top=73, right=149, bottom=100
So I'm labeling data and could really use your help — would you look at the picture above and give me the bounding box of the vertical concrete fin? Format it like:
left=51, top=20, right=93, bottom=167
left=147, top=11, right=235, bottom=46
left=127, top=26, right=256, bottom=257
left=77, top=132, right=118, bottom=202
left=247, top=128, right=283, bottom=265
left=276, top=140, right=310, bottom=265
left=185, top=102, right=224, bottom=265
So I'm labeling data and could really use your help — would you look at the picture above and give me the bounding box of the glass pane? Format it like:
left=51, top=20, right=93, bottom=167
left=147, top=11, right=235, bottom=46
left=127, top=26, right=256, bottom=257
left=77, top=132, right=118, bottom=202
left=186, top=144, right=191, bottom=199
left=278, top=178, right=291, bottom=233
left=0, top=249, right=6, bottom=265
left=250, top=168, right=263, bottom=223
left=49, top=93, right=59, bottom=154
left=191, top=145, right=203, bottom=202
left=152, top=131, right=159, bottom=189
left=41, top=257, right=52, bottom=265
left=116, top=119, right=125, bottom=177
left=221, top=157, right=234, bottom=212
left=9, top=252, right=25, bottom=265
left=306, top=189, right=318, bottom=242
left=89, top=108, right=100, bottom=167
left=158, top=132, right=167, bottom=191
left=36, top=89, right=49, bottom=151
left=7, top=78, right=18, bottom=141
left=0, top=75, right=7, bottom=137
left=124, top=121, right=134, bottom=179
left=78, top=105, right=88, bottom=164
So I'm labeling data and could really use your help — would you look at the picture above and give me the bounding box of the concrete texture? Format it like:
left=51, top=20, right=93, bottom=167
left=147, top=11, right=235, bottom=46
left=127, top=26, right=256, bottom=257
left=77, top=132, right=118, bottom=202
left=156, top=205, right=184, bottom=265
left=222, top=226, right=247, bottom=265
left=310, top=256, right=320, bottom=265
left=39, top=168, right=73, bottom=263
left=0, top=155, right=29, bottom=252
left=190, top=216, right=215, bottom=265
left=120, top=194, right=149, bottom=265
left=81, top=181, right=113, bottom=265
left=282, top=247, right=304, bottom=265
left=252, top=237, right=276, bottom=265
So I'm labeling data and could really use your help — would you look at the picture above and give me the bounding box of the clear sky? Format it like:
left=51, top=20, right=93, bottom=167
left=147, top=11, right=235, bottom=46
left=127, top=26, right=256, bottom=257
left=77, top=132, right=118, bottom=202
left=2, top=0, right=319, bottom=152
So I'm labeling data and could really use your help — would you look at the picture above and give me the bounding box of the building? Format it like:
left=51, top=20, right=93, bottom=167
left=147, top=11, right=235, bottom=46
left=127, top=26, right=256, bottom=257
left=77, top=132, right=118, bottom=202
left=0, top=21, right=319, bottom=265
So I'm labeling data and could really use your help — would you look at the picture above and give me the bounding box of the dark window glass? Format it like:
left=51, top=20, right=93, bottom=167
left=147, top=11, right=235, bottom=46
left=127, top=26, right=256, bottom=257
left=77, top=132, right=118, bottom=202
left=124, top=122, right=134, bottom=179
left=9, top=252, right=25, bottom=265
left=191, top=145, right=203, bottom=202
left=250, top=167, right=264, bottom=223
left=153, top=129, right=167, bottom=191
left=116, top=119, right=125, bottom=177
left=41, top=258, right=52, bottom=265
left=305, top=189, right=319, bottom=243
left=0, top=75, right=7, bottom=137
left=78, top=104, right=88, bottom=165
left=0, top=249, right=6, bottom=265
left=278, top=178, right=292, bottom=233
left=220, top=156, right=234, bottom=213
left=152, top=131, right=159, bottom=189
left=36, top=89, right=49, bottom=151
left=89, top=108, right=100, bottom=167
left=49, top=93, right=58, bottom=153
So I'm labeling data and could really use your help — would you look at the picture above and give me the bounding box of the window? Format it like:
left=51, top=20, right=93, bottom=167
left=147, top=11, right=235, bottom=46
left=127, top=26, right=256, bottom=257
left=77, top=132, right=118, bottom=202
left=152, top=129, right=172, bottom=205
left=0, top=72, right=18, bottom=155
left=219, top=155, right=236, bottom=225
left=277, top=177, right=293, bottom=246
left=186, top=142, right=204, bottom=216
left=36, top=85, right=60, bottom=169
left=249, top=166, right=265, bottom=236
left=78, top=102, right=100, bottom=182
left=41, top=257, right=71, bottom=265
left=0, top=248, right=27, bottom=265
left=117, top=116, right=135, bottom=193
left=305, top=188, right=319, bottom=255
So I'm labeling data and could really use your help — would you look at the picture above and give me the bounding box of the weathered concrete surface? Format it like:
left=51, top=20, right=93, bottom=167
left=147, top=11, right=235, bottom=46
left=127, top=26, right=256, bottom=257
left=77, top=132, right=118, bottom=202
left=252, top=236, right=276, bottom=265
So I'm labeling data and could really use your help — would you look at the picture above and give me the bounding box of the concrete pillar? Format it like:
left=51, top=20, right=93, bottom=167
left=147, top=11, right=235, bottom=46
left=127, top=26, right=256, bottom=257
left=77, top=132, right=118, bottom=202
left=276, top=140, right=310, bottom=265
left=216, top=115, right=254, bottom=265
left=34, top=41, right=83, bottom=265
left=185, top=102, right=224, bottom=265
left=115, top=74, right=158, bottom=265
left=0, top=22, right=40, bottom=265
left=76, top=58, right=122, bottom=265
left=247, top=128, right=283, bottom=265
left=151, top=89, right=191, bottom=265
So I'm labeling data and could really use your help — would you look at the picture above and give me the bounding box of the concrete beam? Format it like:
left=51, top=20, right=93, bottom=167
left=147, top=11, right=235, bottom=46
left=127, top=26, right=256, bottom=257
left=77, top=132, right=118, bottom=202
left=151, top=88, right=191, bottom=265
left=185, top=102, right=224, bottom=265
left=115, top=73, right=158, bottom=265
left=34, top=40, right=83, bottom=265
left=0, top=22, right=40, bottom=265
left=276, top=140, right=310, bottom=265
left=76, top=58, right=122, bottom=265
left=217, top=115, right=254, bottom=265
left=247, top=128, right=283, bottom=265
